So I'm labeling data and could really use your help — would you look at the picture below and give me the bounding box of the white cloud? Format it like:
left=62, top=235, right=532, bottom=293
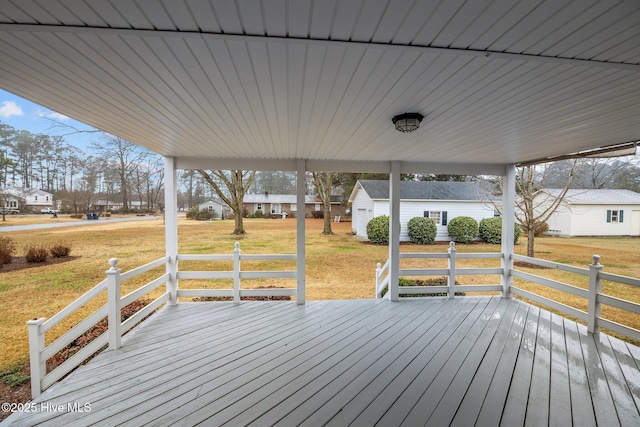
left=0, top=101, right=24, bottom=118
left=34, top=108, right=69, bottom=121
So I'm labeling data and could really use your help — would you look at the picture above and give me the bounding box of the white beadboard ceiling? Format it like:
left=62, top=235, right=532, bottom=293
left=0, top=0, right=639, bottom=172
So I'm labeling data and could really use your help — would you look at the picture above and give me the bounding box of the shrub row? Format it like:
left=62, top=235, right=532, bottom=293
left=366, top=215, right=521, bottom=245
left=0, top=237, right=72, bottom=265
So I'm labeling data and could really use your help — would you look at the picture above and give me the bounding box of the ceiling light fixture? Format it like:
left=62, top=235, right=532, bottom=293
left=392, top=113, right=424, bottom=133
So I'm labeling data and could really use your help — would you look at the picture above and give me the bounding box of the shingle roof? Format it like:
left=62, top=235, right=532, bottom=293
left=542, top=189, right=640, bottom=204
left=243, top=194, right=324, bottom=204
left=355, top=180, right=491, bottom=201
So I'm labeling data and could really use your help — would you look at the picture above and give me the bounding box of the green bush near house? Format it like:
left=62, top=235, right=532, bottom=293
left=447, top=216, right=479, bottom=244
left=407, top=217, right=437, bottom=244
left=366, top=215, right=390, bottom=244
left=479, top=217, right=521, bottom=244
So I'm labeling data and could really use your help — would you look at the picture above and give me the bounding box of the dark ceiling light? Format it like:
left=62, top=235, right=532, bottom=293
left=392, top=113, right=424, bottom=133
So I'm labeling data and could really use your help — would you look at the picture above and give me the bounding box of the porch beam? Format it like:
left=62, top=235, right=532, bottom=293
left=164, top=156, right=178, bottom=305
left=296, top=159, right=306, bottom=305
left=388, top=161, right=401, bottom=302
left=501, top=163, right=516, bottom=298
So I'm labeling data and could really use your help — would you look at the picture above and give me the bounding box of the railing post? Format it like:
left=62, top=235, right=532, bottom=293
left=588, top=255, right=603, bottom=334
left=375, top=262, right=382, bottom=298
left=106, top=258, right=122, bottom=350
left=233, top=242, right=241, bottom=303
left=27, top=317, right=45, bottom=398
left=448, top=242, right=456, bottom=299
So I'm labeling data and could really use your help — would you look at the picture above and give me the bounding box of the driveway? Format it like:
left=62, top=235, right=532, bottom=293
left=0, top=215, right=162, bottom=232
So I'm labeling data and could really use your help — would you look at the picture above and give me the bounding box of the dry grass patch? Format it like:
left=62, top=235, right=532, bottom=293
left=0, top=219, right=639, bottom=374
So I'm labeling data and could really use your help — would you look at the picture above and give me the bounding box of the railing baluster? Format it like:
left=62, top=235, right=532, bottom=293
left=448, top=242, right=456, bottom=299
left=107, top=258, right=122, bottom=349
left=588, top=255, right=603, bottom=335
left=375, top=263, right=381, bottom=298
left=27, top=317, right=45, bottom=397
left=233, top=242, right=241, bottom=302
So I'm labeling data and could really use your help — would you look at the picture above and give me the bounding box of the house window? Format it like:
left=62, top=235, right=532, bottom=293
left=423, top=211, right=447, bottom=225
left=255, top=203, right=262, bottom=213
left=607, top=209, right=624, bottom=223
left=315, top=204, right=321, bottom=211
left=34, top=195, right=38, bottom=201
left=290, top=203, right=297, bottom=212
left=271, top=203, right=281, bottom=214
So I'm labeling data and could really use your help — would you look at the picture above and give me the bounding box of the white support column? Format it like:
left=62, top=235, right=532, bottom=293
left=388, top=161, right=401, bottom=302
left=164, top=156, right=178, bottom=305
left=501, top=163, right=516, bottom=298
left=296, top=159, right=306, bottom=305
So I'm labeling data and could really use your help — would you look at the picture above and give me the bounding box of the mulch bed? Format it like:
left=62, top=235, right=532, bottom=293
left=1, top=256, right=78, bottom=272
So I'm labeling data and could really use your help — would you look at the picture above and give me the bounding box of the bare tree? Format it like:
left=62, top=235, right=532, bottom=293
left=91, top=136, right=149, bottom=211
left=515, top=163, right=576, bottom=257
left=312, top=172, right=334, bottom=235
left=197, top=170, right=255, bottom=234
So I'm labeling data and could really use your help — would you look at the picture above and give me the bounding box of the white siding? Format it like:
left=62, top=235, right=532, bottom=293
left=350, top=187, right=374, bottom=235
left=368, top=200, right=495, bottom=242
left=568, top=205, right=634, bottom=236
left=539, top=193, right=640, bottom=236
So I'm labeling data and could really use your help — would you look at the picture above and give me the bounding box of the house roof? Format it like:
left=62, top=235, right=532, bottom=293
left=0, top=1, right=639, bottom=172
left=244, top=194, right=324, bottom=204
left=2, top=187, right=52, bottom=197
left=350, top=180, right=491, bottom=202
left=541, top=189, right=640, bottom=205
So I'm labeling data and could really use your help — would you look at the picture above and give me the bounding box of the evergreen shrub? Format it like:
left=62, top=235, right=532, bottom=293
left=407, top=217, right=437, bottom=244
left=366, top=215, right=390, bottom=244
left=478, top=217, right=521, bottom=244
left=447, top=216, right=479, bottom=244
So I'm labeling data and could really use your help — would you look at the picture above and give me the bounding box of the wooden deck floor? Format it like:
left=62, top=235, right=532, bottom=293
left=4, top=297, right=640, bottom=426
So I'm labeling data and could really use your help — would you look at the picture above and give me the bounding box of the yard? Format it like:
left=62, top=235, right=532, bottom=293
left=1, top=216, right=639, bottom=374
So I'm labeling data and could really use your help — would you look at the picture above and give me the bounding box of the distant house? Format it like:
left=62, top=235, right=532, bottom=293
left=243, top=193, right=346, bottom=218
left=1, top=187, right=55, bottom=212
left=198, top=199, right=226, bottom=218
left=534, top=189, right=640, bottom=237
left=348, top=180, right=496, bottom=241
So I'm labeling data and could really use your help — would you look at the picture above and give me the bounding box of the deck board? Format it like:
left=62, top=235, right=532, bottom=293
left=3, top=297, right=640, bottom=427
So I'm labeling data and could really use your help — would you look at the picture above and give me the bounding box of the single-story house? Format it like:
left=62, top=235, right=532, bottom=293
left=1, top=187, right=55, bottom=212
left=534, top=189, right=640, bottom=237
left=197, top=199, right=226, bottom=218
left=349, top=180, right=497, bottom=241
left=243, top=193, right=346, bottom=218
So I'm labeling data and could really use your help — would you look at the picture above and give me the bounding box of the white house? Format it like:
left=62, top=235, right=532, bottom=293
left=197, top=199, right=226, bottom=218
left=1, top=187, right=54, bottom=212
left=243, top=194, right=347, bottom=218
left=349, top=180, right=496, bottom=241
left=535, top=189, right=640, bottom=237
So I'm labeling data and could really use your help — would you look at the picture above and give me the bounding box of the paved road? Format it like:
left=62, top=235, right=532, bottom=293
left=0, top=215, right=162, bottom=232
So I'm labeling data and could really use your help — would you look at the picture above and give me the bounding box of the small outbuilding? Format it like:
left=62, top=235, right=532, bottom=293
left=197, top=199, right=226, bottom=219
left=349, top=180, right=496, bottom=241
left=535, top=189, right=640, bottom=237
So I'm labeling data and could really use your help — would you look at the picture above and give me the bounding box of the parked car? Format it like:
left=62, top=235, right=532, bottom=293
left=41, top=208, right=60, bottom=214
left=86, top=212, right=99, bottom=220
left=0, top=208, right=19, bottom=215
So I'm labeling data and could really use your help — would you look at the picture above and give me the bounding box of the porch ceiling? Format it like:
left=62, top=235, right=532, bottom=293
left=0, top=0, right=639, bottom=170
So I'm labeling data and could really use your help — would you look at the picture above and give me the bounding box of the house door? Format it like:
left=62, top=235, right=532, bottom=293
left=357, top=209, right=367, bottom=236
left=631, top=210, right=640, bottom=236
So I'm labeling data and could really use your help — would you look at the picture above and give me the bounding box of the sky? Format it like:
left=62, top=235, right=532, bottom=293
left=0, top=89, right=100, bottom=152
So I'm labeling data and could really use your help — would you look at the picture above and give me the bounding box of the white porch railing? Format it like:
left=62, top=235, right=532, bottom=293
left=376, top=242, right=504, bottom=298
left=26, top=242, right=296, bottom=398
left=27, top=256, right=170, bottom=398
left=376, top=246, right=640, bottom=343
left=176, top=242, right=297, bottom=301
left=511, top=253, right=640, bottom=342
